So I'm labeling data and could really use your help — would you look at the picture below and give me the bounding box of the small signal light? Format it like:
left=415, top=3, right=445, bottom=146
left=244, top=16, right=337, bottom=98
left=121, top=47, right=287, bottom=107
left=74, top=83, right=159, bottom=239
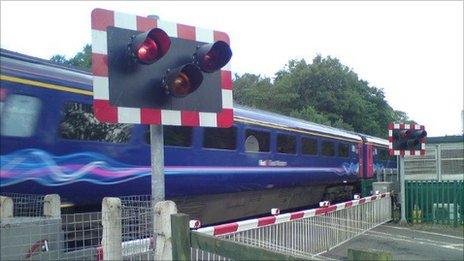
left=189, top=219, right=201, bottom=229
left=130, top=28, right=171, bottom=64
left=271, top=208, right=280, bottom=215
left=194, top=41, right=232, bottom=73
left=164, top=64, right=203, bottom=97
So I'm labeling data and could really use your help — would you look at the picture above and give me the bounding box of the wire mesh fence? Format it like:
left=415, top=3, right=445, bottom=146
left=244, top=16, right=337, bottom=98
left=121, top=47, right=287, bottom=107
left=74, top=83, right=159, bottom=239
left=120, top=196, right=154, bottom=261
left=0, top=212, right=102, bottom=260
left=1, top=192, right=45, bottom=217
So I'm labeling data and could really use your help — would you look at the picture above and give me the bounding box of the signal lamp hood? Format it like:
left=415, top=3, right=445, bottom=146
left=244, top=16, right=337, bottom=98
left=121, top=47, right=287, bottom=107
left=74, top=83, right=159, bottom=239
left=194, top=41, right=232, bottom=73
left=164, top=64, right=203, bottom=97
left=130, top=28, right=171, bottom=64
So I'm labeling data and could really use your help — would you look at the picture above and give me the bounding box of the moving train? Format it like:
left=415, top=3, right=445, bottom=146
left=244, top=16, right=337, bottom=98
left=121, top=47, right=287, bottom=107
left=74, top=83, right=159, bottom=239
left=0, top=49, right=396, bottom=224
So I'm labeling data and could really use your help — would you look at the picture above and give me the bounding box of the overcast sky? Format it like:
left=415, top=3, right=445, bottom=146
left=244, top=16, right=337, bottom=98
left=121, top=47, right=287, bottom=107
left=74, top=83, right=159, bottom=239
left=1, top=1, right=463, bottom=137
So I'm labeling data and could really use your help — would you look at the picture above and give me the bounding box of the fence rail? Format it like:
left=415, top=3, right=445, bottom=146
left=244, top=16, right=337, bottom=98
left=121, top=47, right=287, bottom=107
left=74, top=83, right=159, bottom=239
left=405, top=180, right=463, bottom=226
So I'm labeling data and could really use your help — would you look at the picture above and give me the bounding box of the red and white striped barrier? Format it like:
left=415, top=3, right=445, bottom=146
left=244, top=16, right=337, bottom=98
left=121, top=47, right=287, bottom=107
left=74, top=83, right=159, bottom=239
left=196, top=192, right=390, bottom=236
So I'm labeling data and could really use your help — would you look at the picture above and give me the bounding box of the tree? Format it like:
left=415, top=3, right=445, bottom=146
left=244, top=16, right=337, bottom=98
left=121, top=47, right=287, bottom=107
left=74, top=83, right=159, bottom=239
left=50, top=44, right=92, bottom=69
left=233, top=55, right=412, bottom=138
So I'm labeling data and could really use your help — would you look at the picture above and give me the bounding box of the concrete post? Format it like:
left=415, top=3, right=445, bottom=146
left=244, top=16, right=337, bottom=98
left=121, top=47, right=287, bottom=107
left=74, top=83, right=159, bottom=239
left=0, top=196, right=13, bottom=220
left=154, top=200, right=178, bottom=261
left=399, top=156, right=407, bottom=224
left=43, top=194, right=61, bottom=218
left=102, top=197, right=122, bottom=261
left=436, top=144, right=442, bottom=181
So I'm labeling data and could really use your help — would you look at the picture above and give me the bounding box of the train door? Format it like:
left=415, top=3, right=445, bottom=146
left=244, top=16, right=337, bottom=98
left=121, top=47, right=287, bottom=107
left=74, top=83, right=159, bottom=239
left=357, top=143, right=364, bottom=178
left=365, top=144, right=374, bottom=178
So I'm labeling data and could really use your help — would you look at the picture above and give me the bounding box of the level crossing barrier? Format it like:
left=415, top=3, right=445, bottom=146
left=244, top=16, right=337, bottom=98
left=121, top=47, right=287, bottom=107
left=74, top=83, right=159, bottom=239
left=191, top=192, right=392, bottom=260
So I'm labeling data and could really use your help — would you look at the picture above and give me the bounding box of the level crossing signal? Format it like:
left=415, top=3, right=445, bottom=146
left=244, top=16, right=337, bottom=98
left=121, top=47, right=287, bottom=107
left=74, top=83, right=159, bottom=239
left=388, top=123, right=427, bottom=156
left=91, top=8, right=234, bottom=127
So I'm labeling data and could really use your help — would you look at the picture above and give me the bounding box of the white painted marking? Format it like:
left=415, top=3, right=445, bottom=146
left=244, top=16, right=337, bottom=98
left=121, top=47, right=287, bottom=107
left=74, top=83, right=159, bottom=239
left=199, top=112, right=217, bottom=127
left=365, top=229, right=464, bottom=251
left=161, top=110, right=181, bottom=125
left=196, top=226, right=214, bottom=236
left=404, top=123, right=410, bottom=129
left=222, top=89, right=233, bottom=109
left=381, top=225, right=464, bottom=239
left=118, top=107, right=141, bottom=123
left=275, top=213, right=291, bottom=224
left=394, top=123, right=400, bottom=129
left=157, top=20, right=177, bottom=37
left=195, top=27, right=214, bottom=43
left=388, top=130, right=392, bottom=136
left=303, top=209, right=316, bottom=218
left=93, top=77, right=109, bottom=99
left=237, top=219, right=259, bottom=232
left=92, top=30, right=107, bottom=54
left=114, top=12, right=137, bottom=30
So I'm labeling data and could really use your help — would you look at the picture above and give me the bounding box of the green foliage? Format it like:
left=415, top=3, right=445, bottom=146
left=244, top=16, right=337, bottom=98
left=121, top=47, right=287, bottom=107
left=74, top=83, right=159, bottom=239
left=50, top=44, right=92, bottom=69
left=234, top=55, right=412, bottom=138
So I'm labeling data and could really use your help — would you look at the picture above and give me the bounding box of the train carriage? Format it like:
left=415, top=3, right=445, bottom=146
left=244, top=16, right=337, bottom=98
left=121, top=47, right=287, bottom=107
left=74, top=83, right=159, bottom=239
left=0, top=49, right=396, bottom=224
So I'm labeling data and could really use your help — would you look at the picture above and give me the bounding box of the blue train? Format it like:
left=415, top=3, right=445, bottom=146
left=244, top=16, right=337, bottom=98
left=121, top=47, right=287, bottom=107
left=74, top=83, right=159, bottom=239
left=0, top=49, right=396, bottom=224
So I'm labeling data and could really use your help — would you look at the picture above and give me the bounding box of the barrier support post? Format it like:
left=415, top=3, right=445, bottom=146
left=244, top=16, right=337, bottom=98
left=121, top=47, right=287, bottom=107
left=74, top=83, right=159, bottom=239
left=0, top=196, right=13, bottom=220
left=171, top=213, right=190, bottom=261
left=102, top=197, right=122, bottom=260
left=44, top=194, right=61, bottom=218
left=154, top=200, right=178, bottom=260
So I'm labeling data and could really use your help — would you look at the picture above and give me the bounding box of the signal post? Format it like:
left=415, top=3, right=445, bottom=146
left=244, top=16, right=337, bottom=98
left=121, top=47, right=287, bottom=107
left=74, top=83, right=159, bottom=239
left=90, top=8, right=233, bottom=253
left=388, top=123, right=427, bottom=223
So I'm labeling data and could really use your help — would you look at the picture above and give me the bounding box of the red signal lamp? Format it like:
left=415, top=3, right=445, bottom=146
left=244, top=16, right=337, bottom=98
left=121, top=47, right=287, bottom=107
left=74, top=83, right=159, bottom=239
left=164, top=64, right=203, bottom=97
left=130, top=28, right=171, bottom=64
left=194, top=41, right=232, bottom=73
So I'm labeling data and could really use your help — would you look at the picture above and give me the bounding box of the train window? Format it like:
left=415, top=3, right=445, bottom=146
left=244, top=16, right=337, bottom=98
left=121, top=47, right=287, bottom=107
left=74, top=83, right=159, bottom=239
left=1, top=94, right=41, bottom=137
left=338, top=143, right=349, bottom=157
left=301, top=137, right=318, bottom=155
left=59, top=102, right=132, bottom=143
left=203, top=127, right=237, bottom=150
left=245, top=129, right=270, bottom=152
left=145, top=126, right=193, bottom=147
left=321, top=141, right=335, bottom=157
left=277, top=134, right=296, bottom=154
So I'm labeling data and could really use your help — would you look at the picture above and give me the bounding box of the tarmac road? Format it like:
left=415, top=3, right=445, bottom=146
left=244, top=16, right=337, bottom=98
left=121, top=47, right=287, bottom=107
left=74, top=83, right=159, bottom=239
left=321, top=223, right=464, bottom=260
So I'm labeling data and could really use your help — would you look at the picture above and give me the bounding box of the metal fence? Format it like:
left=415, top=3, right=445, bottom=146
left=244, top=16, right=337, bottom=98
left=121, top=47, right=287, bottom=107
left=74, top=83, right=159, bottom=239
left=0, top=194, right=103, bottom=260
left=1, top=192, right=45, bottom=217
left=404, top=143, right=464, bottom=181
left=120, top=196, right=154, bottom=260
left=193, top=193, right=392, bottom=260
left=405, top=180, right=463, bottom=226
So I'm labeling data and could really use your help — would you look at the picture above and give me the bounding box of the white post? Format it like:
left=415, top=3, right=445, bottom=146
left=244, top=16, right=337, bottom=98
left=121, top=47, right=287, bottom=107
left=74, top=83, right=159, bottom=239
left=150, top=125, right=165, bottom=206
left=154, top=200, right=178, bottom=261
left=399, top=156, right=407, bottom=224
left=0, top=196, right=13, bottom=220
left=43, top=194, right=61, bottom=218
left=102, top=197, right=122, bottom=261
left=436, top=144, right=442, bottom=181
